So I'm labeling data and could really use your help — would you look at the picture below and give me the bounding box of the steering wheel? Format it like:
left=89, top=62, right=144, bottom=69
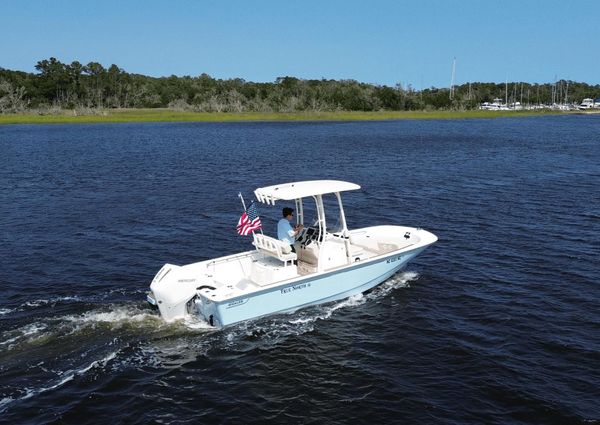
left=300, top=227, right=318, bottom=247
left=296, top=227, right=307, bottom=243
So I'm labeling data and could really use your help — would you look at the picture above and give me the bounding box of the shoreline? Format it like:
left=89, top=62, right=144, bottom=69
left=0, top=108, right=592, bottom=125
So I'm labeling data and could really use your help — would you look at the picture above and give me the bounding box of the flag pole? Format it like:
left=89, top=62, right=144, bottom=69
left=237, top=192, right=263, bottom=236
left=238, top=192, right=246, bottom=211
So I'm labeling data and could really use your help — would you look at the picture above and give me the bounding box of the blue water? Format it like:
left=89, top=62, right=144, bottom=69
left=1, top=116, right=599, bottom=424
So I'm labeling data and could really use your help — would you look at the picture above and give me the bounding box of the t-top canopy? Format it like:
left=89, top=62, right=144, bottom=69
left=254, top=180, right=361, bottom=205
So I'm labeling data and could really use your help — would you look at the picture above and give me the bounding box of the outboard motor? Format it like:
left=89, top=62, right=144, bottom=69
left=149, top=264, right=198, bottom=322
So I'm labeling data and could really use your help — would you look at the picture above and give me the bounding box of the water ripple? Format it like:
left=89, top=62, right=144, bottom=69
left=1, top=117, right=599, bottom=424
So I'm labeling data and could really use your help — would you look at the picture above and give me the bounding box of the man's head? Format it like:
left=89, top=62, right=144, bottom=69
left=282, top=207, right=294, bottom=220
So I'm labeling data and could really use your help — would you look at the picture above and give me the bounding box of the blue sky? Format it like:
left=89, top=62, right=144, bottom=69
left=1, top=0, right=599, bottom=87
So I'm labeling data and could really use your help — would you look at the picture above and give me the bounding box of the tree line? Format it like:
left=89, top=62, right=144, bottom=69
left=1, top=57, right=599, bottom=113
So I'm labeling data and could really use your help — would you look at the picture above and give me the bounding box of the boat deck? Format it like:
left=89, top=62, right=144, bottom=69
left=185, top=226, right=422, bottom=302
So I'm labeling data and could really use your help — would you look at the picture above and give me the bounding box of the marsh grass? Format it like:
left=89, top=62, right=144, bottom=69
left=0, top=108, right=567, bottom=125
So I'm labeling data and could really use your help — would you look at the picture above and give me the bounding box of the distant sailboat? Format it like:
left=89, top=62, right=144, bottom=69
left=449, top=57, right=456, bottom=100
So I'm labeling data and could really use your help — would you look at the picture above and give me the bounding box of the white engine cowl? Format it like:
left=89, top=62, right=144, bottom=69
left=150, top=264, right=199, bottom=322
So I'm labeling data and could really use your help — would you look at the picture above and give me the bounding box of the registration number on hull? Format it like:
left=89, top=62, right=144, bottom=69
left=386, top=255, right=403, bottom=264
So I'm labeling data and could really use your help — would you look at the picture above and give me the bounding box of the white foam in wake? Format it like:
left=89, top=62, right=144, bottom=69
left=0, top=305, right=165, bottom=352
left=0, top=351, right=117, bottom=413
left=182, top=315, right=217, bottom=331
left=67, top=309, right=153, bottom=324
left=288, top=293, right=366, bottom=326
left=223, top=271, right=421, bottom=347
left=366, top=270, right=419, bottom=300
left=0, top=322, right=49, bottom=349
left=290, top=270, right=419, bottom=325
left=22, top=296, right=82, bottom=309
left=0, top=296, right=86, bottom=317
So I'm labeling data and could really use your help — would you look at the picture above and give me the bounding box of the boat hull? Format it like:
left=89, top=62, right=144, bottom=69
left=196, top=246, right=427, bottom=327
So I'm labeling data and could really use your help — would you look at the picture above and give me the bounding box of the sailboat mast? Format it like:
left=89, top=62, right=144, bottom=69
left=450, top=57, right=456, bottom=100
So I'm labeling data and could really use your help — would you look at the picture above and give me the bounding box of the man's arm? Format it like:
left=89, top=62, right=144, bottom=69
left=287, top=223, right=304, bottom=238
left=292, top=223, right=304, bottom=236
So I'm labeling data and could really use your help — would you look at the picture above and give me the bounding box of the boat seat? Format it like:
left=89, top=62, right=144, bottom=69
left=252, top=233, right=297, bottom=265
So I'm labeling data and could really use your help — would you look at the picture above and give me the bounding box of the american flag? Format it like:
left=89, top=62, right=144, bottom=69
left=237, top=201, right=262, bottom=235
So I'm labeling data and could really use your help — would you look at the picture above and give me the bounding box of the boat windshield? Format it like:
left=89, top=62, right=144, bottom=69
left=322, top=193, right=343, bottom=233
left=296, top=194, right=342, bottom=233
left=301, top=197, right=318, bottom=227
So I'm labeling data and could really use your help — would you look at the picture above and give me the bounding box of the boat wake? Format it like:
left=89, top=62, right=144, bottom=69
left=0, top=288, right=149, bottom=316
left=0, top=303, right=170, bottom=413
left=0, top=305, right=163, bottom=352
left=366, top=270, right=419, bottom=300
left=0, top=351, right=117, bottom=413
left=0, top=271, right=419, bottom=413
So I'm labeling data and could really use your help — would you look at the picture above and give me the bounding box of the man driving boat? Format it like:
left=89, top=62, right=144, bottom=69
left=277, top=207, right=304, bottom=252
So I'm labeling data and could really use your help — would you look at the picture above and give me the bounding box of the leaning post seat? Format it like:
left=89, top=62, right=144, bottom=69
left=252, top=233, right=297, bottom=266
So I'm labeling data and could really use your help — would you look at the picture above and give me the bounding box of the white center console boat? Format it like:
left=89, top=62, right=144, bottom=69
left=147, top=180, right=437, bottom=327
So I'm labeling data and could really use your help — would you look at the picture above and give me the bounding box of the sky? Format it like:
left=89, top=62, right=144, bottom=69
left=1, top=0, right=599, bottom=88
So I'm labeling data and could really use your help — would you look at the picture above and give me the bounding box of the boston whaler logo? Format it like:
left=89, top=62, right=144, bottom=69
left=386, top=255, right=403, bottom=264
left=281, top=282, right=311, bottom=294
left=226, top=298, right=248, bottom=309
